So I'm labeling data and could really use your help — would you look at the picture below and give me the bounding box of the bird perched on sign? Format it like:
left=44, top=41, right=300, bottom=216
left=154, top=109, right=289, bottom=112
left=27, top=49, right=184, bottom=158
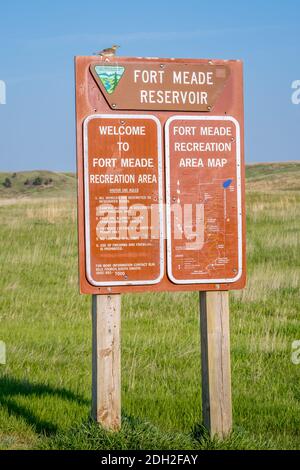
left=96, top=45, right=120, bottom=57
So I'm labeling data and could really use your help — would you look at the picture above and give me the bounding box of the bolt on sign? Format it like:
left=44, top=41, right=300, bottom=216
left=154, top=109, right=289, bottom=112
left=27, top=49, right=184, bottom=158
left=75, top=56, right=246, bottom=294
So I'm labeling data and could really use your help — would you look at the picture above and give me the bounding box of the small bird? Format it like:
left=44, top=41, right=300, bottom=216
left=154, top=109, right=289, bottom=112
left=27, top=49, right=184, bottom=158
left=96, top=45, right=120, bottom=57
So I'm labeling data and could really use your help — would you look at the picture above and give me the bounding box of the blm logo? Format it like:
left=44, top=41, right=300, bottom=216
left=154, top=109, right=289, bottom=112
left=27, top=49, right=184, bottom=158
left=93, top=65, right=125, bottom=94
left=0, top=80, right=6, bottom=104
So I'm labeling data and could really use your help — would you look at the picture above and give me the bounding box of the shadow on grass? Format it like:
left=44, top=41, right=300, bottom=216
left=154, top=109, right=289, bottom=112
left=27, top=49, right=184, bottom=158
left=0, top=375, right=89, bottom=436
left=191, top=423, right=210, bottom=442
left=0, top=376, right=270, bottom=449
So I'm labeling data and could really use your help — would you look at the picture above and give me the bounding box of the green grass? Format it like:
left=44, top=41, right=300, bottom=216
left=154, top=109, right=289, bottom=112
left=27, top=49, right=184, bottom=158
left=0, top=164, right=300, bottom=450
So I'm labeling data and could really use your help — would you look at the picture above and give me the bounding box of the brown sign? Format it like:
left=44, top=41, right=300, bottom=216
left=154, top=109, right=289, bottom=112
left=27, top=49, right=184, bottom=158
left=83, top=115, right=163, bottom=286
left=165, top=116, right=242, bottom=284
left=90, top=61, right=230, bottom=112
left=75, top=56, right=245, bottom=294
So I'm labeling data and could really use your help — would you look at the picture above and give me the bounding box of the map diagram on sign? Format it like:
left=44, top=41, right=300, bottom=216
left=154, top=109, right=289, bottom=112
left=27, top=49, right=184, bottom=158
left=165, top=116, right=242, bottom=284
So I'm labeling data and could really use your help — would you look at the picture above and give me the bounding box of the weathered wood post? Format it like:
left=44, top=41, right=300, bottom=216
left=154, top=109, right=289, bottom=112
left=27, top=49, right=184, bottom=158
left=200, top=291, right=232, bottom=438
left=92, top=294, right=121, bottom=431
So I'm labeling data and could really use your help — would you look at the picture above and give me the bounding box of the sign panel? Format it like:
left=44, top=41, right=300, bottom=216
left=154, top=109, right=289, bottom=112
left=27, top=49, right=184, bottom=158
left=165, top=116, right=242, bottom=284
left=75, top=56, right=245, bottom=293
left=90, top=62, right=230, bottom=112
left=83, top=114, right=164, bottom=286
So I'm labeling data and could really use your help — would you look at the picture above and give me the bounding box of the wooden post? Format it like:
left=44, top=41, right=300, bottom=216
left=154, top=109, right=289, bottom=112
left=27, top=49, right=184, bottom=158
left=92, top=294, right=121, bottom=431
left=199, top=291, right=232, bottom=438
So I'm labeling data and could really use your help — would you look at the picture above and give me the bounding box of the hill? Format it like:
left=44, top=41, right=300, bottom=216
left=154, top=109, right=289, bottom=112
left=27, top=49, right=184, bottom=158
left=0, top=162, right=299, bottom=199
left=0, top=171, right=76, bottom=198
left=246, top=161, right=300, bottom=191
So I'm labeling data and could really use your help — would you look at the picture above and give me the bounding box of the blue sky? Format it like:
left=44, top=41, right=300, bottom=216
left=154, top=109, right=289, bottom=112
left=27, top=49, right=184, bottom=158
left=0, top=0, right=299, bottom=171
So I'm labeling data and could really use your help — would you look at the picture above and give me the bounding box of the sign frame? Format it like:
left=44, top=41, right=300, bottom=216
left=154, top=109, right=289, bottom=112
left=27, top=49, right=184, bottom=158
left=75, top=55, right=246, bottom=294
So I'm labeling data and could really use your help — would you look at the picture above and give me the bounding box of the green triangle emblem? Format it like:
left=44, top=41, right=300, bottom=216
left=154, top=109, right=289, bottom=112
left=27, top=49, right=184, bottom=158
left=94, top=65, right=125, bottom=94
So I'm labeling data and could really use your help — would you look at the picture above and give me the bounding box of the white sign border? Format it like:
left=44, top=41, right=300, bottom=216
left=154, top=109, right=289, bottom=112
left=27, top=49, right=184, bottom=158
left=165, top=115, right=243, bottom=285
left=83, top=113, right=164, bottom=287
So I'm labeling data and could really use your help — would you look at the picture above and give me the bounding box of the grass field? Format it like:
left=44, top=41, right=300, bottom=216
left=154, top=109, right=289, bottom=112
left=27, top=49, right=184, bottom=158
left=0, top=163, right=300, bottom=450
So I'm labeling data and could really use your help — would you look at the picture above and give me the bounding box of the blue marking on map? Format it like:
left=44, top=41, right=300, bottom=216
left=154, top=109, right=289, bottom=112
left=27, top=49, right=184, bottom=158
left=223, top=179, right=233, bottom=189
